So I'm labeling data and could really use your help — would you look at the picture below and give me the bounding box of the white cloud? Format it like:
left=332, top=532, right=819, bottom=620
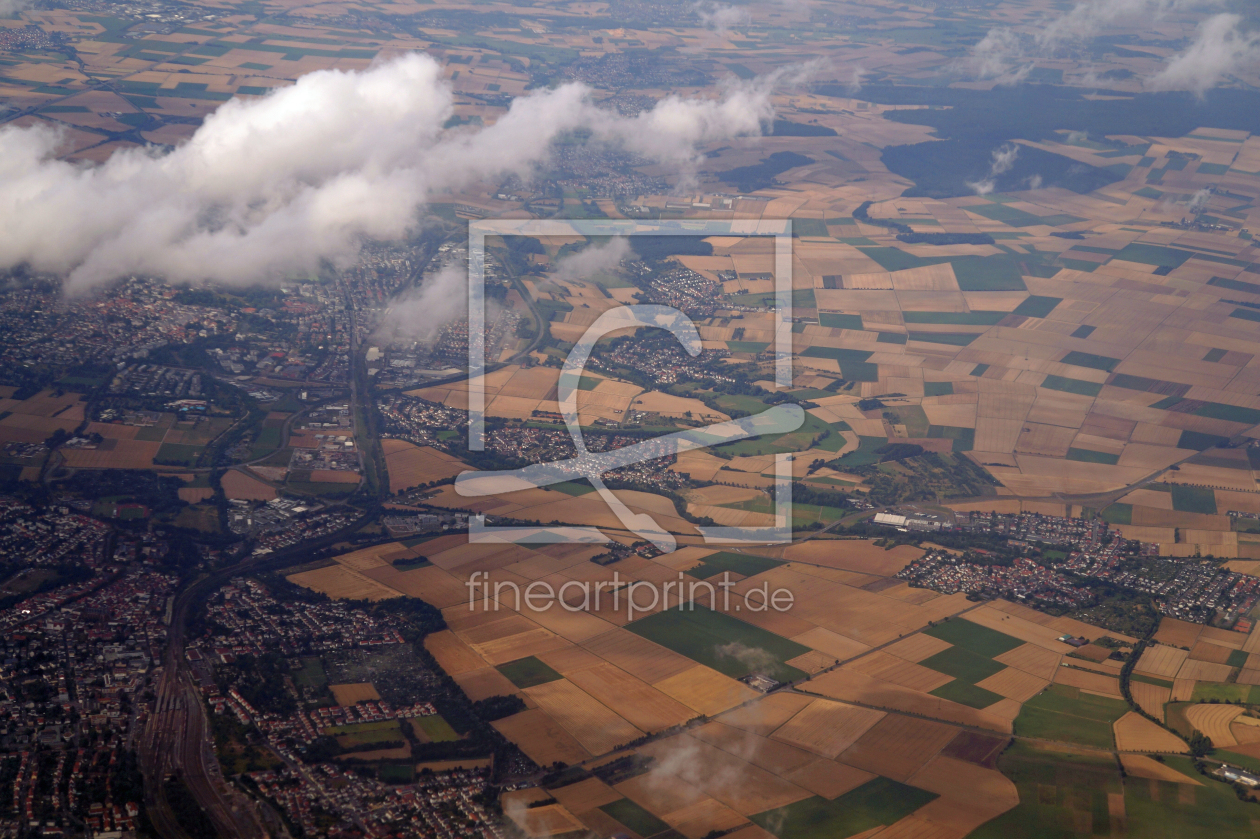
left=968, top=0, right=1227, bottom=82
left=693, top=1, right=749, bottom=36
left=0, top=0, right=32, bottom=16
left=375, top=262, right=468, bottom=344
left=1147, top=13, right=1260, bottom=95
left=552, top=238, right=631, bottom=284
left=845, top=66, right=866, bottom=94
left=0, top=53, right=789, bottom=292
left=1188, top=187, right=1213, bottom=211
left=967, top=144, right=1020, bottom=195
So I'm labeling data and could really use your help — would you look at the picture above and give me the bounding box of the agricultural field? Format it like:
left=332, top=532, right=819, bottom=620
left=15, top=0, right=1260, bottom=832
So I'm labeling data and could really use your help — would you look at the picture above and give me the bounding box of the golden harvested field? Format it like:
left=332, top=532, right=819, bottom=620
left=221, top=470, right=277, bottom=501
left=383, top=440, right=467, bottom=492
left=1186, top=704, right=1247, bottom=747
left=844, top=651, right=954, bottom=693
left=975, top=667, right=1049, bottom=702
left=580, top=628, right=695, bottom=684
left=770, top=699, right=886, bottom=758
left=61, top=440, right=161, bottom=469
left=808, top=668, right=1014, bottom=734
left=839, top=713, right=958, bottom=782
left=904, top=755, right=1020, bottom=835
left=1053, top=667, right=1122, bottom=697
left=286, top=565, right=401, bottom=601
left=328, top=683, right=380, bottom=705
left=1176, top=659, right=1234, bottom=682
left=452, top=667, right=517, bottom=702
left=767, top=540, right=926, bottom=576
left=1113, top=712, right=1187, bottom=753
left=1135, top=644, right=1189, bottom=679
left=994, top=643, right=1062, bottom=680
left=717, top=692, right=816, bottom=738
left=492, top=708, right=592, bottom=767
left=524, top=679, right=643, bottom=756
left=1188, top=640, right=1233, bottom=664
left=883, top=634, right=954, bottom=664
left=549, top=777, right=621, bottom=813
left=565, top=663, right=695, bottom=733
left=1130, top=682, right=1172, bottom=720
left=1120, top=755, right=1202, bottom=784
left=654, top=665, right=760, bottom=717
left=636, top=734, right=811, bottom=816
left=505, top=803, right=585, bottom=838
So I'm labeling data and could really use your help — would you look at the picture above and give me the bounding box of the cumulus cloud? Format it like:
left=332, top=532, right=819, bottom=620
left=968, top=0, right=1226, bottom=81
left=966, top=144, right=1021, bottom=195
left=1148, top=13, right=1260, bottom=95
left=374, top=262, right=467, bottom=344
left=693, top=1, right=749, bottom=36
left=971, top=27, right=1034, bottom=81
left=0, top=53, right=789, bottom=292
left=0, top=0, right=32, bottom=16
left=552, top=237, right=631, bottom=284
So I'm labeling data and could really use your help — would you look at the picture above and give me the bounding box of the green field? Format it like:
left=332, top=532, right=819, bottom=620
left=923, top=381, right=954, bottom=396
left=713, top=412, right=834, bottom=457
left=1066, top=448, right=1120, bottom=465
left=600, top=798, right=671, bottom=837
left=751, top=780, right=937, bottom=839
left=378, top=765, right=414, bottom=783
left=832, top=435, right=889, bottom=466
left=688, top=551, right=784, bottom=580
left=712, top=392, right=774, bottom=415
left=155, top=442, right=202, bottom=466
left=291, top=658, right=328, bottom=690
left=550, top=480, right=596, bottom=496
left=819, top=312, right=863, bottom=329
left=1041, top=375, right=1103, bottom=397
left=930, top=679, right=1005, bottom=709
left=326, top=720, right=403, bottom=748
left=411, top=715, right=460, bottom=742
left=1060, top=351, right=1120, bottom=372
left=1013, top=684, right=1127, bottom=749
left=1177, top=430, right=1230, bottom=451
left=1012, top=296, right=1062, bottom=317
left=627, top=605, right=809, bottom=681
left=249, top=425, right=284, bottom=459
left=949, top=255, right=1027, bottom=291
left=800, top=346, right=874, bottom=363
left=926, top=425, right=976, bottom=453
left=1113, top=243, right=1194, bottom=269
left=966, top=740, right=1125, bottom=839
left=496, top=656, right=563, bottom=689
left=921, top=646, right=1006, bottom=683
left=1170, top=484, right=1217, bottom=514
left=923, top=617, right=1023, bottom=657
left=1189, top=682, right=1260, bottom=703
left=1100, top=503, right=1133, bottom=525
